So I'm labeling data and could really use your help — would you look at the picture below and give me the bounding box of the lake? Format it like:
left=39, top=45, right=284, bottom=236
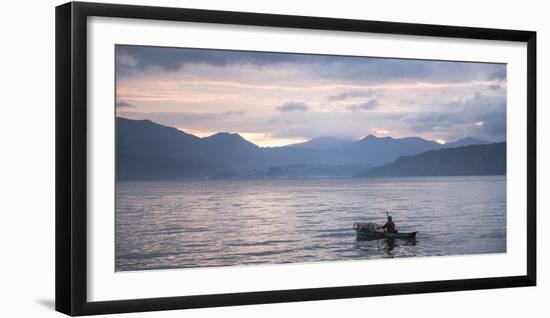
left=115, top=176, right=506, bottom=271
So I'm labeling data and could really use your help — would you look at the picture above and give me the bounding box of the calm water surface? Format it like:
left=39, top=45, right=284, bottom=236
left=116, top=176, right=506, bottom=271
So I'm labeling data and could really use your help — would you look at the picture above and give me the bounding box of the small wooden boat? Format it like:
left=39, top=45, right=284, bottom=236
left=356, top=230, right=418, bottom=240
left=353, top=222, right=417, bottom=240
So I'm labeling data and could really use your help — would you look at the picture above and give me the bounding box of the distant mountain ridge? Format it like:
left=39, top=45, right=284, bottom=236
left=335, top=135, right=441, bottom=166
left=286, top=137, right=352, bottom=150
left=358, top=142, right=506, bottom=177
left=116, top=117, right=497, bottom=180
left=442, top=137, right=489, bottom=148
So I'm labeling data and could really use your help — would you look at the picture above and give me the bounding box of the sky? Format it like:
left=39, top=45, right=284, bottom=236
left=116, top=45, right=507, bottom=147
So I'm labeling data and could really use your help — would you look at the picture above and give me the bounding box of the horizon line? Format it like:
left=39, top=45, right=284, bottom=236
left=116, top=116, right=501, bottom=148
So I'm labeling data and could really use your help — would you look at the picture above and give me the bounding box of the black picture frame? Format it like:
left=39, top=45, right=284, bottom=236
left=55, top=1, right=537, bottom=316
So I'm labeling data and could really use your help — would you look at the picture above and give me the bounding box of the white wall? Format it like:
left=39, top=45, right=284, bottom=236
left=0, top=0, right=546, bottom=317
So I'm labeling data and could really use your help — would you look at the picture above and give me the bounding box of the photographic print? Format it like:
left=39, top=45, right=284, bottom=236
left=115, top=45, right=507, bottom=271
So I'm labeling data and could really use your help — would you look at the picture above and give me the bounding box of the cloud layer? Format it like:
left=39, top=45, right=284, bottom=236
left=276, top=102, right=309, bottom=112
left=116, top=45, right=506, bottom=146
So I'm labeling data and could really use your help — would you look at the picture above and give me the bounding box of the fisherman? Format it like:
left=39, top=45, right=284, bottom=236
left=378, top=215, right=397, bottom=233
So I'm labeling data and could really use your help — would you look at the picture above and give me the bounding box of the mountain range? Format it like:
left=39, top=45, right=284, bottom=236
left=286, top=135, right=488, bottom=152
left=358, top=142, right=506, bottom=177
left=116, top=117, right=497, bottom=180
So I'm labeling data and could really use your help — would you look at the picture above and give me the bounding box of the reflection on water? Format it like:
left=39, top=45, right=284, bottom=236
left=355, top=237, right=417, bottom=258
left=116, top=176, right=506, bottom=271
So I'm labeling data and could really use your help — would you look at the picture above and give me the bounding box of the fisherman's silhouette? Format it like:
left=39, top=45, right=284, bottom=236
left=378, top=215, right=397, bottom=233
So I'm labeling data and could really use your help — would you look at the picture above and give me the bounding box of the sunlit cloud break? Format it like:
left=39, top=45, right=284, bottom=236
left=116, top=45, right=506, bottom=147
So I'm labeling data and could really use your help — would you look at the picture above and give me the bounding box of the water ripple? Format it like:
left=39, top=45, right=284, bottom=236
left=116, top=176, right=506, bottom=271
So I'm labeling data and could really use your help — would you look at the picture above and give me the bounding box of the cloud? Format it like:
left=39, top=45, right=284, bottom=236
left=115, top=45, right=316, bottom=75
left=116, top=45, right=507, bottom=86
left=223, top=110, right=246, bottom=116
left=405, top=112, right=463, bottom=133
left=116, top=54, right=138, bottom=67
left=487, top=68, right=506, bottom=81
left=400, top=99, right=417, bottom=105
left=403, top=93, right=506, bottom=141
left=328, top=89, right=373, bottom=101
left=347, top=99, right=379, bottom=111
left=116, top=101, right=133, bottom=108
left=115, top=45, right=507, bottom=144
left=276, top=102, right=309, bottom=112
left=311, top=58, right=506, bottom=85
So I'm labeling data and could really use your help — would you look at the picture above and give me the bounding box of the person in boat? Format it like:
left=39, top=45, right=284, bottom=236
left=378, top=215, right=397, bottom=233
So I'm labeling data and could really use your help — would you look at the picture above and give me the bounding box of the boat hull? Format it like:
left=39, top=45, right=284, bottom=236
left=356, top=230, right=418, bottom=240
